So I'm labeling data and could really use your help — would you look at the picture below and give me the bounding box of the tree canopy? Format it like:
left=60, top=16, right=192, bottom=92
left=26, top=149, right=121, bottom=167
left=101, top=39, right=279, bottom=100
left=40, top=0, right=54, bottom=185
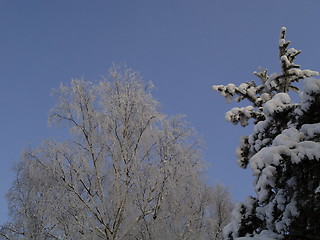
left=1, top=64, right=232, bottom=240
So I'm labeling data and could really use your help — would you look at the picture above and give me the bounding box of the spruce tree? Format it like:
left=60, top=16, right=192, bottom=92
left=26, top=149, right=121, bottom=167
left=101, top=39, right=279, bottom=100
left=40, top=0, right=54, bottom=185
left=213, top=27, right=320, bottom=239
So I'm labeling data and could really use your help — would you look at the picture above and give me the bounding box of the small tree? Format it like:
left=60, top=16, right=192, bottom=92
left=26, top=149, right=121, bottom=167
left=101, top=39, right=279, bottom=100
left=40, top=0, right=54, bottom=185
left=213, top=27, right=320, bottom=239
left=209, top=183, right=233, bottom=240
left=1, top=64, right=232, bottom=240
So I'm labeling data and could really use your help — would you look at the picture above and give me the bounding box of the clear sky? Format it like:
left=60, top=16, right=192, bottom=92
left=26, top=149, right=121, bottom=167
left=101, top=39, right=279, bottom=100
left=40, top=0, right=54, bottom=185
left=1, top=1, right=320, bottom=224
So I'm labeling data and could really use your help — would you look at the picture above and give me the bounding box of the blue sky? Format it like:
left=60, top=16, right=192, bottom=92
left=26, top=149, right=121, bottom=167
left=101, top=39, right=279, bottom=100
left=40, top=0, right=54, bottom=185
left=1, top=1, right=320, bottom=224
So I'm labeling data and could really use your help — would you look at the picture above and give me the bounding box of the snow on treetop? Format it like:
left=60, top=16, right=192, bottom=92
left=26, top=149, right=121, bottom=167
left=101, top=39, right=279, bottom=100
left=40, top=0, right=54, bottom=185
left=301, top=123, right=320, bottom=139
left=263, top=93, right=290, bottom=116
left=299, top=78, right=320, bottom=112
left=279, top=39, right=286, bottom=47
left=303, top=77, right=320, bottom=93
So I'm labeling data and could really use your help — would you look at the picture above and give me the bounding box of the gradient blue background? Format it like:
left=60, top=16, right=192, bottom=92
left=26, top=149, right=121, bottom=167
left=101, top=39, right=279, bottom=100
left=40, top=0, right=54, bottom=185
left=1, top=1, right=320, bottom=224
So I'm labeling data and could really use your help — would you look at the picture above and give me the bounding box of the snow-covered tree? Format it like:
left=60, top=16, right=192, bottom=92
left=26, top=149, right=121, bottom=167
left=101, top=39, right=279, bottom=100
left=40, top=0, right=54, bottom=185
left=1, top=64, right=232, bottom=240
left=213, top=27, right=320, bottom=239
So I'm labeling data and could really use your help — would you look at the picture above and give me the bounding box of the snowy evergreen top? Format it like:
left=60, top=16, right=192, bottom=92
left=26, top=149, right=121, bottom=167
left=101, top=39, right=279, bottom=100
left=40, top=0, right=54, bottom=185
left=213, top=27, right=318, bottom=128
left=213, top=27, right=319, bottom=168
left=214, top=27, right=320, bottom=240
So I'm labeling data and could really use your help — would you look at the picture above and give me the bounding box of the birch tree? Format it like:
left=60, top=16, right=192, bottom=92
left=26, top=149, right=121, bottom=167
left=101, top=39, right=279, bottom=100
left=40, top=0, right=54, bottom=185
left=1, top=65, right=232, bottom=240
